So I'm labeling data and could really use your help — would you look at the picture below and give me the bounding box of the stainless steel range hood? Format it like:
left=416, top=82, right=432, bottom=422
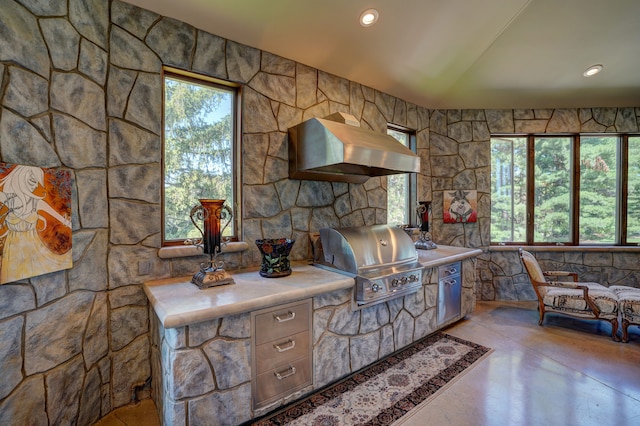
left=288, top=112, right=421, bottom=183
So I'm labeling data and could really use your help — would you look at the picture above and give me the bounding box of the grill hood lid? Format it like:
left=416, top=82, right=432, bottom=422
left=319, top=225, right=419, bottom=274
left=288, top=112, right=420, bottom=183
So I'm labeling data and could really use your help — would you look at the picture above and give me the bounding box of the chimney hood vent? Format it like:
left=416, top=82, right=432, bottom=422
left=288, top=112, right=420, bottom=183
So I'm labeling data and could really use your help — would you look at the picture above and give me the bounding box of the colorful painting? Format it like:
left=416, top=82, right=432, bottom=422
left=0, top=163, right=72, bottom=284
left=443, top=190, right=477, bottom=223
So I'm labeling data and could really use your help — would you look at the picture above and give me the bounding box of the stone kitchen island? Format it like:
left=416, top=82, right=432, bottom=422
left=144, top=246, right=481, bottom=425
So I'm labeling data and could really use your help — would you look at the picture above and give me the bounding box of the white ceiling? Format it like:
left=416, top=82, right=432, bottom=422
left=123, top=0, right=640, bottom=110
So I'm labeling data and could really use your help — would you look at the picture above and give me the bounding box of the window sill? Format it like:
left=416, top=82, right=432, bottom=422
left=158, top=241, right=249, bottom=259
left=488, top=245, right=640, bottom=253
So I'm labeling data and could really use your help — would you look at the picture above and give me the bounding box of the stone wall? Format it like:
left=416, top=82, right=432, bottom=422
left=456, top=108, right=640, bottom=300
left=0, top=0, right=639, bottom=424
left=150, top=258, right=477, bottom=425
left=428, top=107, right=640, bottom=250
left=0, top=0, right=431, bottom=424
left=481, top=249, right=640, bottom=301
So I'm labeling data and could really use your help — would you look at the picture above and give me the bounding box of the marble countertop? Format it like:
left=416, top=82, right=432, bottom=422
left=144, top=245, right=482, bottom=328
left=144, top=263, right=353, bottom=328
left=418, top=245, right=483, bottom=267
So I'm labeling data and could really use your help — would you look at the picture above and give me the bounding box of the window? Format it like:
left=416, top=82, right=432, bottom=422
left=162, top=68, right=239, bottom=245
left=533, top=136, right=572, bottom=243
left=387, top=125, right=417, bottom=226
left=579, top=136, right=618, bottom=244
left=491, top=136, right=527, bottom=242
left=628, top=137, right=640, bottom=243
left=490, top=134, right=640, bottom=245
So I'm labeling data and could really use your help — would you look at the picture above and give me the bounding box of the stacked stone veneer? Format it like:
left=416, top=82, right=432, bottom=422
left=481, top=249, right=640, bottom=301
left=0, top=0, right=432, bottom=423
left=150, top=258, right=477, bottom=424
left=465, top=108, right=640, bottom=301
left=0, top=0, right=639, bottom=424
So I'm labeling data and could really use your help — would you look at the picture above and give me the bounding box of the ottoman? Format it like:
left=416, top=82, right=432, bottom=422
left=610, top=286, right=640, bottom=343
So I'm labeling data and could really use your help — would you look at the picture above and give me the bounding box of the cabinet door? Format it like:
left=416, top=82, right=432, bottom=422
left=438, top=276, right=461, bottom=324
left=437, top=262, right=462, bottom=325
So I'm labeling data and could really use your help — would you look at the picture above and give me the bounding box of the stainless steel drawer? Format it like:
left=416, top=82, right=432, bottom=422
left=254, top=356, right=312, bottom=406
left=254, top=300, right=311, bottom=345
left=254, top=330, right=310, bottom=374
left=439, top=262, right=461, bottom=279
left=251, top=299, right=313, bottom=409
left=438, top=261, right=462, bottom=325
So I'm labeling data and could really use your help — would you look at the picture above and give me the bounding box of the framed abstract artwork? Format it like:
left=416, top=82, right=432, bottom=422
left=443, top=190, right=477, bottom=223
left=0, top=163, right=72, bottom=284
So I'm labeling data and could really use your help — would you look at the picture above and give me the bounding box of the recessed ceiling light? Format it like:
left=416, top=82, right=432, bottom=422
left=360, top=9, right=379, bottom=27
left=583, top=64, right=603, bottom=77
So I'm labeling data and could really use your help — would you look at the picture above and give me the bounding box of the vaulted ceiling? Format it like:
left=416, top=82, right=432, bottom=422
left=124, top=0, right=640, bottom=110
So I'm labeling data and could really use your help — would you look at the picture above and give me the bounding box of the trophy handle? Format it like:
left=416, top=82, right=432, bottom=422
left=220, top=204, right=233, bottom=237
left=416, top=204, right=427, bottom=227
left=189, top=205, right=207, bottom=244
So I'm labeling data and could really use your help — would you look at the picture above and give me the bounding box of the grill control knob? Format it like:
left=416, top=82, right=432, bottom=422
left=409, top=274, right=418, bottom=282
left=401, top=276, right=409, bottom=285
left=371, top=283, right=381, bottom=292
left=391, top=278, right=400, bottom=287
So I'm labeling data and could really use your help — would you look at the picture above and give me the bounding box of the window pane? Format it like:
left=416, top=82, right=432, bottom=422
left=533, top=137, right=571, bottom=243
left=163, top=75, right=235, bottom=242
left=579, top=136, right=618, bottom=244
left=387, top=129, right=411, bottom=225
left=490, top=137, right=527, bottom=242
left=628, top=136, right=640, bottom=243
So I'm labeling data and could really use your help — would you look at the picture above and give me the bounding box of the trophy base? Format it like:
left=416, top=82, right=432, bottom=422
left=416, top=240, right=438, bottom=250
left=191, top=267, right=235, bottom=289
left=415, top=233, right=438, bottom=250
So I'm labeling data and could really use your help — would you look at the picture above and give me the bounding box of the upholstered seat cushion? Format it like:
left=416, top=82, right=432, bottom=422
left=610, top=285, right=640, bottom=322
left=543, top=282, right=619, bottom=318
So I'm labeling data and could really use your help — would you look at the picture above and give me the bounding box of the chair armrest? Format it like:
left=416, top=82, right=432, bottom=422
left=535, top=279, right=601, bottom=317
left=544, top=271, right=579, bottom=282
left=539, top=280, right=579, bottom=289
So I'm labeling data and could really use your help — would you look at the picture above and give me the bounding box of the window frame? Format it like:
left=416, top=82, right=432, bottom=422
left=530, top=134, right=575, bottom=245
left=161, top=66, right=242, bottom=247
left=386, top=123, right=418, bottom=227
left=490, top=133, right=638, bottom=246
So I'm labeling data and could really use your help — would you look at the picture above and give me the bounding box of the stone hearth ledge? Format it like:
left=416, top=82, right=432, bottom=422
left=144, top=245, right=482, bottom=329
left=157, top=241, right=249, bottom=258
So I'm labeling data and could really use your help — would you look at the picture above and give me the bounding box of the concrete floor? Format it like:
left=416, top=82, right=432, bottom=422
left=93, top=398, right=159, bottom=426
left=94, top=301, right=640, bottom=426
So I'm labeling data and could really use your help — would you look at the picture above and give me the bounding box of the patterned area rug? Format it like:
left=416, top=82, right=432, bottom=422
left=251, top=332, right=491, bottom=426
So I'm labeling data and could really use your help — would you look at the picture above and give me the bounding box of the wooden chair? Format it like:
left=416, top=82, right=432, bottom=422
left=518, top=248, right=620, bottom=341
left=609, top=286, right=640, bottom=342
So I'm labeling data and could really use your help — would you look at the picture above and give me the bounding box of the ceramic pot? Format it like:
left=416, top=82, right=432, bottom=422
left=255, top=238, right=295, bottom=278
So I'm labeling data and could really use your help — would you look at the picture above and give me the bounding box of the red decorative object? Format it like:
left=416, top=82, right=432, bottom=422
left=189, top=199, right=234, bottom=289
left=190, top=199, right=230, bottom=256
left=418, top=201, right=431, bottom=232
left=443, top=190, right=477, bottom=223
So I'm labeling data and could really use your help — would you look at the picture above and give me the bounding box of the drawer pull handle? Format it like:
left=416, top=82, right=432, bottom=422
left=274, top=366, right=296, bottom=380
left=447, top=268, right=458, bottom=275
left=274, top=339, right=296, bottom=352
left=445, top=279, right=457, bottom=286
left=274, top=311, right=296, bottom=322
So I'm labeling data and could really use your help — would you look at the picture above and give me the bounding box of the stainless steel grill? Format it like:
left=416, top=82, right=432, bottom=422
left=315, top=225, right=424, bottom=308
